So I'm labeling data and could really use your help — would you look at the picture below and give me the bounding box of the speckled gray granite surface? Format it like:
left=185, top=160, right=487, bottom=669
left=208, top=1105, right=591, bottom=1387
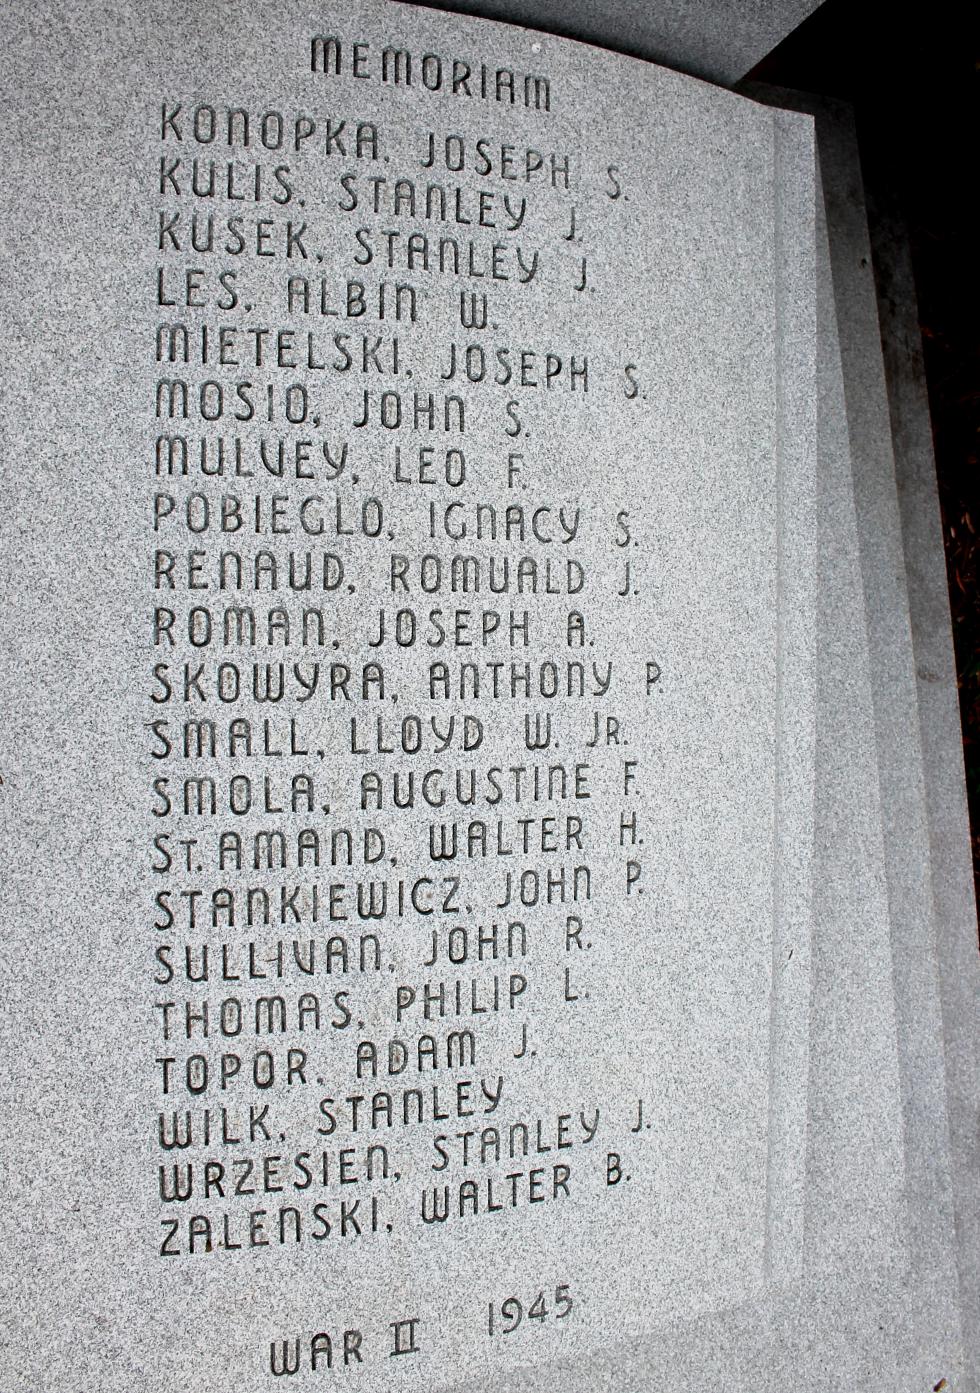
left=403, top=0, right=825, bottom=85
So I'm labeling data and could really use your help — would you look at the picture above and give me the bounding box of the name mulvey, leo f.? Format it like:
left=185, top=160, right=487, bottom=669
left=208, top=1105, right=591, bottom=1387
left=309, top=34, right=553, bottom=111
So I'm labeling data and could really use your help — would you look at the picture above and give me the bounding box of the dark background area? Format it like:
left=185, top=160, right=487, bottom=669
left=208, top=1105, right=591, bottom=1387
left=750, top=1, right=979, bottom=902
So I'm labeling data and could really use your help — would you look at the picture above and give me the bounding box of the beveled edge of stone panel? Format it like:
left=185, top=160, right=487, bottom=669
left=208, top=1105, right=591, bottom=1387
left=812, top=95, right=968, bottom=1390
left=865, top=184, right=980, bottom=1393
left=742, top=84, right=971, bottom=1388
left=404, top=0, right=826, bottom=87
left=0, top=4, right=822, bottom=1386
left=764, top=103, right=818, bottom=1294
left=435, top=94, right=821, bottom=1393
